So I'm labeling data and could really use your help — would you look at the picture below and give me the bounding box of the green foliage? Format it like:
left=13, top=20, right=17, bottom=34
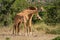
left=45, top=6, right=57, bottom=25
left=46, top=29, right=60, bottom=34
left=0, top=0, right=30, bottom=26
left=12, top=0, right=30, bottom=12
left=5, top=37, right=10, bottom=40
left=52, top=36, right=60, bottom=40
left=0, top=0, right=16, bottom=26
left=0, top=0, right=60, bottom=26
left=44, top=0, right=60, bottom=25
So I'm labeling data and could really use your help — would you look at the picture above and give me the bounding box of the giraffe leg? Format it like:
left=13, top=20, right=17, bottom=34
left=17, top=22, right=22, bottom=35
left=23, top=17, right=28, bottom=36
left=13, top=24, right=16, bottom=34
left=18, top=22, right=20, bottom=34
left=16, top=23, right=20, bottom=35
left=16, top=22, right=21, bottom=35
left=28, top=19, right=33, bottom=35
left=15, top=23, right=18, bottom=35
left=29, top=18, right=32, bottom=31
left=13, top=23, right=18, bottom=35
left=26, top=21, right=29, bottom=34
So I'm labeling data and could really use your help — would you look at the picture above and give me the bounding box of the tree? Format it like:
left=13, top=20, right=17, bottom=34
left=0, top=0, right=16, bottom=26
left=44, top=0, right=60, bottom=25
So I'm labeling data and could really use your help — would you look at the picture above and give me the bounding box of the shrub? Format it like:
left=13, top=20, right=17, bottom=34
left=52, top=36, right=60, bottom=40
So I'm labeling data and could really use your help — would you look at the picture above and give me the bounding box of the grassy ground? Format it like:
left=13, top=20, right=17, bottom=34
left=0, top=23, right=60, bottom=40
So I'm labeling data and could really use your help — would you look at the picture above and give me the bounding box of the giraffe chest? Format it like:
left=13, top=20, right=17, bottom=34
left=28, top=13, right=33, bottom=19
left=24, top=13, right=33, bottom=21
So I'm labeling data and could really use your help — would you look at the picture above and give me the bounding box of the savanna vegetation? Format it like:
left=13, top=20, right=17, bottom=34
left=52, top=36, right=60, bottom=40
left=0, top=0, right=60, bottom=34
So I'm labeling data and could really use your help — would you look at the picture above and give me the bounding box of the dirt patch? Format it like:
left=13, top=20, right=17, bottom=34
left=0, top=27, right=59, bottom=40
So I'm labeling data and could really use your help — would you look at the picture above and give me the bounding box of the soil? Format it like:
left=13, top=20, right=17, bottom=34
left=0, top=27, right=59, bottom=40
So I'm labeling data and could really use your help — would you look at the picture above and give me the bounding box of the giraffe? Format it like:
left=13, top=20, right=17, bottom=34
left=13, top=6, right=43, bottom=35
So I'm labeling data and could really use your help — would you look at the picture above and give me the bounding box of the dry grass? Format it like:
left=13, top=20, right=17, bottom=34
left=32, top=22, right=60, bottom=34
left=0, top=23, right=60, bottom=40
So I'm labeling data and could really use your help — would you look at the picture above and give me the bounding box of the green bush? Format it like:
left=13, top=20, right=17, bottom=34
left=5, top=37, right=10, bottom=40
left=0, top=0, right=60, bottom=27
left=52, top=36, right=60, bottom=40
left=44, top=0, right=60, bottom=25
left=46, top=28, right=60, bottom=34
